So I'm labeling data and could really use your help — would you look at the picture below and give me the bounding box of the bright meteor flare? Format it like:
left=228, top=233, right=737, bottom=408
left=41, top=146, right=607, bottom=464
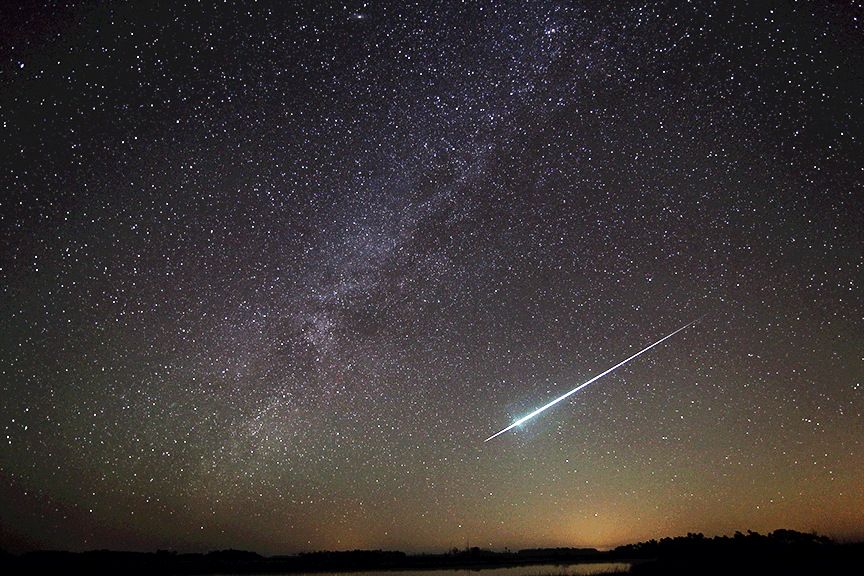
left=484, top=317, right=702, bottom=442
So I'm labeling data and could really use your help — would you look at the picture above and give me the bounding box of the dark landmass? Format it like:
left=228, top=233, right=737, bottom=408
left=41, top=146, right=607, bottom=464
left=1, top=529, right=861, bottom=575
left=622, top=529, right=864, bottom=575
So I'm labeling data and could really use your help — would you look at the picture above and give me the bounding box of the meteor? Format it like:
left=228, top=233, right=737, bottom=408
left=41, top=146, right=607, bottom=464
left=484, top=317, right=702, bottom=442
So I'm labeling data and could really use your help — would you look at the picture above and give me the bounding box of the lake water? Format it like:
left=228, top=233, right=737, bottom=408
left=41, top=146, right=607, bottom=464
left=226, top=564, right=631, bottom=576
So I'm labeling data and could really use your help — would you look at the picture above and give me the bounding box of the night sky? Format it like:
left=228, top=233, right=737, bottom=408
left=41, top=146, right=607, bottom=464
left=1, top=1, right=862, bottom=555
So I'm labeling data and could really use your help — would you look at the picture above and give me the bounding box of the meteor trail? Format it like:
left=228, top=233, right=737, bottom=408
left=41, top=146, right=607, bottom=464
left=484, top=317, right=703, bottom=442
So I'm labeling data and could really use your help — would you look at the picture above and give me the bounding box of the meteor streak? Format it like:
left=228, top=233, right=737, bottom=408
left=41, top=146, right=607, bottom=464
left=484, top=317, right=702, bottom=442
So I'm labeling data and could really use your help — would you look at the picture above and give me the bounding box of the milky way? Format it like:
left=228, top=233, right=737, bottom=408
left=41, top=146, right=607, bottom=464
left=1, top=1, right=862, bottom=554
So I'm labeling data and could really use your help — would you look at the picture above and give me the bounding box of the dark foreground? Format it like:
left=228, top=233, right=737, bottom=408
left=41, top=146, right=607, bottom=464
left=1, top=529, right=861, bottom=575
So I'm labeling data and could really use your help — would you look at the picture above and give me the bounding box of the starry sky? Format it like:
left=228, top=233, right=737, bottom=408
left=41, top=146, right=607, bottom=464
left=1, top=0, right=862, bottom=555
